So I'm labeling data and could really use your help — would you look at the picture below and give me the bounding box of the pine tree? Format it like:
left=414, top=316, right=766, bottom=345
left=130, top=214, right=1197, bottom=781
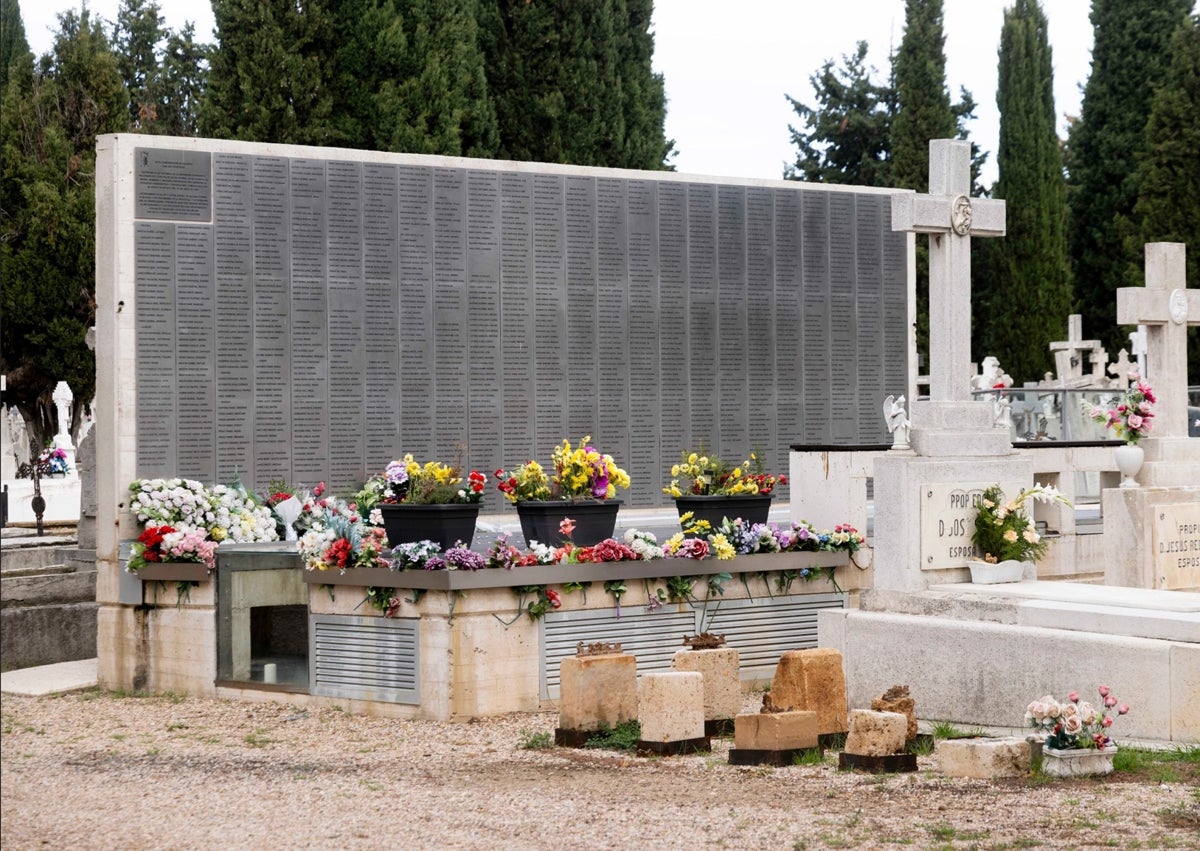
left=152, top=23, right=207, bottom=137
left=889, top=0, right=979, bottom=376
left=784, top=41, right=895, bottom=186
left=1066, top=0, right=1192, bottom=362
left=975, top=0, right=1071, bottom=384
left=1128, top=14, right=1200, bottom=385
left=0, top=8, right=127, bottom=450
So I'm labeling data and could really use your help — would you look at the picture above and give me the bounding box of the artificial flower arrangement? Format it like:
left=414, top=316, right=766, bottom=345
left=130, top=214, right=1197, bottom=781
left=971, top=483, right=1071, bottom=564
left=296, top=492, right=389, bottom=572
left=496, top=436, right=630, bottom=502
left=662, top=448, right=786, bottom=498
left=128, top=525, right=217, bottom=573
left=356, top=453, right=487, bottom=515
left=38, top=445, right=71, bottom=476
left=1082, top=376, right=1156, bottom=444
left=128, top=478, right=280, bottom=545
left=1026, top=685, right=1129, bottom=750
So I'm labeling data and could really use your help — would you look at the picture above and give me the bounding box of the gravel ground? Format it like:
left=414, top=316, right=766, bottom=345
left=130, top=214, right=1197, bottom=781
left=2, top=690, right=1197, bottom=850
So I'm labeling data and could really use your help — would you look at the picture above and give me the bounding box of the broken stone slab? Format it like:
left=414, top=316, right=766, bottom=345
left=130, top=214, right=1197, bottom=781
left=767, top=647, right=849, bottom=734
left=936, top=737, right=1032, bottom=779
left=555, top=652, right=639, bottom=746
left=844, top=708, right=908, bottom=757
left=871, top=684, right=917, bottom=741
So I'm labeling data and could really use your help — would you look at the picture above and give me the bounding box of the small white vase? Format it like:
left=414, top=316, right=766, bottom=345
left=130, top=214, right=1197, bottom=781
left=1113, top=443, right=1145, bottom=489
left=966, top=559, right=1027, bottom=584
left=1041, top=745, right=1117, bottom=778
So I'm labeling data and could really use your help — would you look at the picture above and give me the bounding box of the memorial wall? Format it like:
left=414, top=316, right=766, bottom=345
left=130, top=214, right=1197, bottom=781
left=127, top=142, right=908, bottom=508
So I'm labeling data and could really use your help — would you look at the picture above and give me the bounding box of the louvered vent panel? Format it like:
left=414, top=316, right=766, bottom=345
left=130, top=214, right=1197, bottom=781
left=540, top=593, right=845, bottom=698
left=309, top=614, right=419, bottom=704
left=541, top=607, right=696, bottom=697
left=702, top=592, right=845, bottom=675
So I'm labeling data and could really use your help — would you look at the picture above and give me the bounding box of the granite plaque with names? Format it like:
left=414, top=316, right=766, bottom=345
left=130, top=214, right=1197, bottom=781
left=135, top=148, right=212, bottom=222
left=128, top=144, right=908, bottom=507
left=1151, top=503, right=1200, bottom=590
left=919, top=482, right=1022, bottom=570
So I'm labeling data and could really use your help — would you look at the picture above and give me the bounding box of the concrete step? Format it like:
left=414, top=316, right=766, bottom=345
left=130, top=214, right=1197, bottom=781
left=0, top=546, right=81, bottom=574
left=1, top=569, right=96, bottom=607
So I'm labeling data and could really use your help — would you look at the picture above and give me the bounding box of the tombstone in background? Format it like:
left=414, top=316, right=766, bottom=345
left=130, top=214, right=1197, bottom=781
left=0, top=376, right=16, bottom=482
left=1103, top=242, right=1200, bottom=591
left=1048, top=315, right=1104, bottom=388
left=872, top=139, right=1032, bottom=592
left=76, top=330, right=99, bottom=550
left=51, top=381, right=78, bottom=477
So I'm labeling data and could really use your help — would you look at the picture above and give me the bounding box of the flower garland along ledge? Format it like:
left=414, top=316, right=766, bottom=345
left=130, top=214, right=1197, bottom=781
left=301, top=513, right=867, bottom=622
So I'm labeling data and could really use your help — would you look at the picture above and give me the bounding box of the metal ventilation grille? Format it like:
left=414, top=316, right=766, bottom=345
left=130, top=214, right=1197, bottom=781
left=702, top=592, right=845, bottom=676
left=541, top=606, right=696, bottom=697
left=540, top=592, right=845, bottom=699
left=309, top=614, right=419, bottom=704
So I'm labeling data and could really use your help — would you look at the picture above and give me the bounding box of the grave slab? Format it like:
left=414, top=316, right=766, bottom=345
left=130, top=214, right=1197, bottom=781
left=769, top=648, right=849, bottom=734
left=845, top=708, right=907, bottom=757
left=733, top=710, right=818, bottom=751
left=936, top=737, right=1031, bottom=779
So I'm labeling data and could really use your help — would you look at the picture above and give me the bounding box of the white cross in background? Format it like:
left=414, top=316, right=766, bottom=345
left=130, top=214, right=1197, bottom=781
left=1117, top=243, right=1199, bottom=439
left=1049, top=315, right=1102, bottom=384
left=891, top=140, right=1006, bottom=404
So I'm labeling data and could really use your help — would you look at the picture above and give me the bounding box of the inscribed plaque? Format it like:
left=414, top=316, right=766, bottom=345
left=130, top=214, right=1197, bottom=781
left=1151, top=503, right=1200, bottom=590
left=919, top=482, right=1021, bottom=570
left=135, top=148, right=212, bottom=222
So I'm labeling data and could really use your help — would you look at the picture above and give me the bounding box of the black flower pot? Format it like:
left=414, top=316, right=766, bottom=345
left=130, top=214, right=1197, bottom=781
left=379, top=503, right=481, bottom=551
left=674, top=494, right=773, bottom=530
left=514, top=500, right=622, bottom=548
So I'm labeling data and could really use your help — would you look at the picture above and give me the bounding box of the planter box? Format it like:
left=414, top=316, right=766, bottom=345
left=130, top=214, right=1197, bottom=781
left=302, top=550, right=851, bottom=590
left=133, top=563, right=213, bottom=582
left=379, top=502, right=480, bottom=551
left=675, top=494, right=772, bottom=528
left=966, top=559, right=1026, bottom=584
left=1042, top=745, right=1117, bottom=778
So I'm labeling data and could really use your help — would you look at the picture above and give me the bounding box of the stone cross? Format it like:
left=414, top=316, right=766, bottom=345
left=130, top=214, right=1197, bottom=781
left=1107, top=349, right=1135, bottom=389
left=1049, top=314, right=1101, bottom=385
left=1117, top=243, right=1199, bottom=439
left=891, top=140, right=1006, bottom=403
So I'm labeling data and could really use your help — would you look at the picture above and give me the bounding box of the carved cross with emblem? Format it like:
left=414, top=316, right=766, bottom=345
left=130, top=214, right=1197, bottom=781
left=1117, top=243, right=1199, bottom=438
left=892, top=139, right=1006, bottom=404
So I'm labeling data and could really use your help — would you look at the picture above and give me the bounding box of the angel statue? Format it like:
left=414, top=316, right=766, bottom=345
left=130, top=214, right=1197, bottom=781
left=883, top=394, right=911, bottom=450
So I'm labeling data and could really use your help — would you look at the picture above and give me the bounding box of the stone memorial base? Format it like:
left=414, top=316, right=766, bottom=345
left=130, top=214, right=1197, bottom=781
left=1101, top=484, right=1200, bottom=590
left=671, top=646, right=741, bottom=735
left=768, top=648, right=849, bottom=735
left=837, top=752, right=917, bottom=773
left=729, top=709, right=819, bottom=764
left=821, top=582, right=1200, bottom=742
left=4, top=477, right=81, bottom=524
left=637, top=671, right=709, bottom=756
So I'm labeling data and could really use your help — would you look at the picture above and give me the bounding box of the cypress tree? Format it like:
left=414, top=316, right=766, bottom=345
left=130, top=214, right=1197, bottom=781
left=201, top=0, right=340, bottom=145
left=151, top=23, right=208, bottom=137
left=485, top=0, right=671, bottom=169
left=0, top=8, right=127, bottom=449
left=1, top=0, right=30, bottom=92
left=784, top=41, right=895, bottom=186
left=1128, top=14, right=1200, bottom=385
left=976, top=0, right=1071, bottom=384
left=112, top=0, right=165, bottom=128
left=1066, top=0, right=1191, bottom=361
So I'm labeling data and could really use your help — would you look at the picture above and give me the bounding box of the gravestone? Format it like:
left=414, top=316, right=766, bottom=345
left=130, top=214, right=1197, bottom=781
left=1049, top=315, right=1104, bottom=387
left=1103, top=243, right=1199, bottom=590
left=871, top=139, right=1033, bottom=591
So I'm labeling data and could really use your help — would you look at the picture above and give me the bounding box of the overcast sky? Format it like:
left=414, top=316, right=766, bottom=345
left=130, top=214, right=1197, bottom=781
left=21, top=0, right=1119, bottom=187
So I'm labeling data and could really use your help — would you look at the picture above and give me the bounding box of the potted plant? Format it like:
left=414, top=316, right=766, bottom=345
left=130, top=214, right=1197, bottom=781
left=496, top=436, right=630, bottom=547
left=357, top=455, right=487, bottom=551
left=1082, top=376, right=1156, bottom=488
left=969, top=483, right=1070, bottom=583
left=662, top=448, right=785, bottom=529
left=1026, top=686, right=1129, bottom=777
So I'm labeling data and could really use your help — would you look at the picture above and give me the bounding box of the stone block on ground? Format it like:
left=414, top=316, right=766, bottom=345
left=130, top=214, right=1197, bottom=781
left=936, top=737, right=1032, bottom=779
left=845, top=709, right=907, bottom=757
left=558, top=653, right=638, bottom=732
left=671, top=646, right=740, bottom=722
left=768, top=647, right=849, bottom=734
left=871, top=684, right=917, bottom=741
left=733, top=710, right=818, bottom=751
left=638, top=671, right=705, bottom=744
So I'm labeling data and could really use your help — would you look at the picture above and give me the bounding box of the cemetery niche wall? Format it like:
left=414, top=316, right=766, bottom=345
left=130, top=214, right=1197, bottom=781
left=105, top=136, right=908, bottom=509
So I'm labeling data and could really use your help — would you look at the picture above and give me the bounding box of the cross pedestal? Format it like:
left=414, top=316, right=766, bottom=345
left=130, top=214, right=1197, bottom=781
left=1102, top=243, right=1199, bottom=590
left=873, top=139, right=1032, bottom=593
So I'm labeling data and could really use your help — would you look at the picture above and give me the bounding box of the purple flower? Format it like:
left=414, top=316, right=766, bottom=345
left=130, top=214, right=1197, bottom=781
left=592, top=474, right=609, bottom=499
left=444, top=546, right=486, bottom=571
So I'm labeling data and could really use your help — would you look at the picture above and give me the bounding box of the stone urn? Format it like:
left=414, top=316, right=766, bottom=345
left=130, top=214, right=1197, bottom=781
left=1113, top=443, right=1144, bottom=489
left=1041, top=745, right=1117, bottom=778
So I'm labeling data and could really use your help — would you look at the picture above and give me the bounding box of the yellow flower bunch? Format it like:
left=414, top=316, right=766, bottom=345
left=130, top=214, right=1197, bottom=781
left=495, top=459, right=552, bottom=503
left=550, top=436, right=630, bottom=501
left=663, top=448, right=770, bottom=497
